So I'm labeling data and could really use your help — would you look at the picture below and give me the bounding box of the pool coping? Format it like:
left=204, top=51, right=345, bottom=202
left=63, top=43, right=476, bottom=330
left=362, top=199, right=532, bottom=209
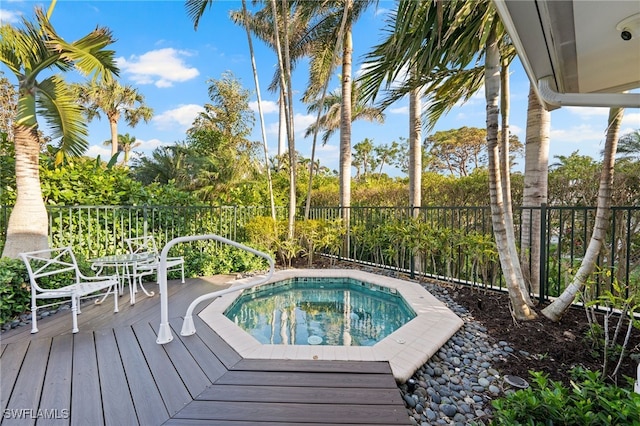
left=199, top=269, right=464, bottom=382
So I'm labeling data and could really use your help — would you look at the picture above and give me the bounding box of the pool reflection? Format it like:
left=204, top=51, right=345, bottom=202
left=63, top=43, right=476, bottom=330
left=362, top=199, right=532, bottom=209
left=224, top=278, right=416, bottom=346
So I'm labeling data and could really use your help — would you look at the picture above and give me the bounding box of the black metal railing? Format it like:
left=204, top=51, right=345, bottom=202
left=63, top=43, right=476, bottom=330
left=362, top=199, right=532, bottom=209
left=1, top=204, right=638, bottom=303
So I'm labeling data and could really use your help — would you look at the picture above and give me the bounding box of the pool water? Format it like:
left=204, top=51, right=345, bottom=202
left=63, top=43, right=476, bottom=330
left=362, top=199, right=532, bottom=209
left=224, top=277, right=416, bottom=346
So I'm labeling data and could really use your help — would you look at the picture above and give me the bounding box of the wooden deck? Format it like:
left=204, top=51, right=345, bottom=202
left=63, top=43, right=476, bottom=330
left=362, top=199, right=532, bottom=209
left=0, top=276, right=409, bottom=425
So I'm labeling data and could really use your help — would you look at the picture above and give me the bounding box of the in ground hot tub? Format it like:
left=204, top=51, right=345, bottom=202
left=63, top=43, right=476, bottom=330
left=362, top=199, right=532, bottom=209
left=224, top=276, right=417, bottom=347
left=199, top=269, right=463, bottom=381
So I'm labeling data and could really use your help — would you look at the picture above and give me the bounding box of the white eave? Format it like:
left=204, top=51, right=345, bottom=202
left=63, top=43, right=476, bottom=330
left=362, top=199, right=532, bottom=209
left=493, top=0, right=640, bottom=110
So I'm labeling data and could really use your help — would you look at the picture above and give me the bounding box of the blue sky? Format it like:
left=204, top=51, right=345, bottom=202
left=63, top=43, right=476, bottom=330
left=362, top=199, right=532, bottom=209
left=2, top=0, right=639, bottom=176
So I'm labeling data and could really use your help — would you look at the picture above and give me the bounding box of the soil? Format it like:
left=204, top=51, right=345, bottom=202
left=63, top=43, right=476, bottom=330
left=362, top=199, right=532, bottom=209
left=295, top=256, right=640, bottom=387
left=446, top=281, right=640, bottom=387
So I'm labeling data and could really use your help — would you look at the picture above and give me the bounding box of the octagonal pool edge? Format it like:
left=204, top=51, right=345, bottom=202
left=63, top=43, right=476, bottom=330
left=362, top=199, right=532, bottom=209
left=198, top=269, right=464, bottom=382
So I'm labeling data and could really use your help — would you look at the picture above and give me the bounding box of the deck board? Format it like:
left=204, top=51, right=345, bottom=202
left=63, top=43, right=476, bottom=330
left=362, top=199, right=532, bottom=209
left=38, top=333, right=72, bottom=426
left=215, top=370, right=398, bottom=388
left=94, top=328, right=138, bottom=426
left=0, top=339, right=29, bottom=414
left=131, top=321, right=191, bottom=416
left=4, top=338, right=51, bottom=426
left=199, top=385, right=403, bottom=404
left=114, top=326, right=169, bottom=425
left=172, top=401, right=407, bottom=424
left=0, top=276, right=410, bottom=425
left=70, top=332, right=103, bottom=426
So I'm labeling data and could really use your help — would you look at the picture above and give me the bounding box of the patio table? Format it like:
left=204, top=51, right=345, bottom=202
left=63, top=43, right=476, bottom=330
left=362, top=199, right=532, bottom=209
left=91, top=252, right=156, bottom=304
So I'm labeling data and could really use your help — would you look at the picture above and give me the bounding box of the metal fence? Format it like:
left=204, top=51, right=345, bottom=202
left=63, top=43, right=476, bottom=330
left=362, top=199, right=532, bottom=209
left=1, top=204, right=638, bottom=302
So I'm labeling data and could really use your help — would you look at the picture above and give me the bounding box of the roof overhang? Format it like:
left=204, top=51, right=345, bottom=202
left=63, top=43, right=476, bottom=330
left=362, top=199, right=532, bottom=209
left=493, top=0, right=640, bottom=110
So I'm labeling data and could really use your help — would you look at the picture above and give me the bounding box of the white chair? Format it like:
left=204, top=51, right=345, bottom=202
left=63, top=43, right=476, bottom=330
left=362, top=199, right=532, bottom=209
left=19, top=247, right=119, bottom=334
left=125, top=236, right=185, bottom=289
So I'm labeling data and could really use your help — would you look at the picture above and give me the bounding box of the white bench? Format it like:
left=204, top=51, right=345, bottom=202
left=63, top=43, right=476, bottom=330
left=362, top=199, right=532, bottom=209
left=20, top=247, right=119, bottom=334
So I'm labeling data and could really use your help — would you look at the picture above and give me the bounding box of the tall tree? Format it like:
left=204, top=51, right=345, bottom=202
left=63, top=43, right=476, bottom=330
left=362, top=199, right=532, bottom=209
left=359, top=0, right=536, bottom=319
left=304, top=81, right=385, bottom=145
left=74, top=80, right=152, bottom=158
left=297, top=0, right=376, bottom=255
left=188, top=0, right=279, bottom=220
left=186, top=72, right=260, bottom=202
left=0, top=4, right=118, bottom=258
left=615, top=129, right=640, bottom=161
left=542, top=108, right=624, bottom=320
left=102, top=133, right=141, bottom=165
left=408, top=85, right=422, bottom=212
left=520, top=84, right=550, bottom=295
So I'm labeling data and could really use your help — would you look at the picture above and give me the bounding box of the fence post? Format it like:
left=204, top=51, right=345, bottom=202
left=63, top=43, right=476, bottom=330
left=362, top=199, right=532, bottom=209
left=539, top=203, right=547, bottom=304
left=143, top=205, right=149, bottom=237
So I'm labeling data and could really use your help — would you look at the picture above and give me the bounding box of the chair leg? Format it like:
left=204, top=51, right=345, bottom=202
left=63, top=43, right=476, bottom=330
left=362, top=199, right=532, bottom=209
left=181, top=264, right=185, bottom=284
left=113, top=285, right=119, bottom=313
left=31, top=302, right=39, bottom=334
left=71, top=295, right=79, bottom=333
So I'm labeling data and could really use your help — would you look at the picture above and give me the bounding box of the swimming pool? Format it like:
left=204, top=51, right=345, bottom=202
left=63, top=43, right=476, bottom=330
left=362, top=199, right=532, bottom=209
left=199, top=269, right=463, bottom=382
left=223, top=277, right=417, bottom=346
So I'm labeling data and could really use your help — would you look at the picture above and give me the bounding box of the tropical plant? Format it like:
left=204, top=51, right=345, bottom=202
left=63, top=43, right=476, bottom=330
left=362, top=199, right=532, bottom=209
left=0, top=3, right=118, bottom=258
left=359, top=0, right=535, bottom=319
left=490, top=368, right=640, bottom=425
left=543, top=108, right=624, bottom=320
left=73, top=79, right=153, bottom=159
left=616, top=129, right=640, bottom=161
left=102, top=133, right=141, bottom=165
left=304, top=81, right=385, bottom=145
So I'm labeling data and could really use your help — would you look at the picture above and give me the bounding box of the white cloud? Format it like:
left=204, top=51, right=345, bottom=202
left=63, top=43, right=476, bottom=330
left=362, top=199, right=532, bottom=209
left=249, top=100, right=278, bottom=114
left=117, top=48, right=200, bottom=88
left=135, top=138, right=165, bottom=151
left=565, top=106, right=609, bottom=118
left=509, top=124, right=523, bottom=137
left=621, top=111, right=640, bottom=129
left=389, top=106, right=408, bottom=115
left=550, top=124, right=607, bottom=144
left=153, top=104, right=204, bottom=130
left=293, top=113, right=318, bottom=137
left=86, top=145, right=111, bottom=159
left=0, top=9, right=21, bottom=24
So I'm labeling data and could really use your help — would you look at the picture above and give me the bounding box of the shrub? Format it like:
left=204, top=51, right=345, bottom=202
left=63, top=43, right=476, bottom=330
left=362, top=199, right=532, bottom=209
left=491, top=368, right=640, bottom=425
left=0, top=258, right=30, bottom=326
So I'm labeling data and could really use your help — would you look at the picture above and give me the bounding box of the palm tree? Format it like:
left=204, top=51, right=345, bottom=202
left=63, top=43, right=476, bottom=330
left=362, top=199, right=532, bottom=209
left=615, top=129, right=640, bottom=161
left=0, top=4, right=118, bottom=258
left=296, top=0, right=376, bottom=255
left=542, top=108, right=624, bottom=320
left=74, top=80, right=153, bottom=159
left=520, top=84, right=550, bottom=295
left=102, top=133, right=141, bottom=165
left=131, top=143, right=191, bottom=186
left=358, top=0, right=537, bottom=319
left=304, top=81, right=385, bottom=144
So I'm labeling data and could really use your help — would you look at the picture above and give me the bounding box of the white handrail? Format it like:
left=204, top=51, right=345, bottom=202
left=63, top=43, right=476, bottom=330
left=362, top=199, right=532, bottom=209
left=156, top=234, right=274, bottom=344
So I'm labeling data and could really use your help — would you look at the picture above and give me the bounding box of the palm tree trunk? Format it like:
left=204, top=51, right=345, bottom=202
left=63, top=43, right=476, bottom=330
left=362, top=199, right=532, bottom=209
left=339, top=2, right=353, bottom=258
left=241, top=0, right=276, bottom=221
left=409, top=85, right=423, bottom=273
left=304, top=4, right=350, bottom=221
left=409, top=86, right=422, bottom=214
left=521, top=83, right=550, bottom=295
left=109, top=117, right=119, bottom=158
left=485, top=27, right=536, bottom=320
left=270, top=0, right=296, bottom=239
left=278, top=92, right=286, bottom=160
left=542, top=108, right=623, bottom=321
left=2, top=125, right=49, bottom=258
left=281, top=0, right=296, bottom=240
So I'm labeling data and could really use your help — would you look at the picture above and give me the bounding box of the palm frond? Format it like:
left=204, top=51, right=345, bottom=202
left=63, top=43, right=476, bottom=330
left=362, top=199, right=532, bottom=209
left=36, top=75, right=88, bottom=157
left=185, top=0, right=215, bottom=30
